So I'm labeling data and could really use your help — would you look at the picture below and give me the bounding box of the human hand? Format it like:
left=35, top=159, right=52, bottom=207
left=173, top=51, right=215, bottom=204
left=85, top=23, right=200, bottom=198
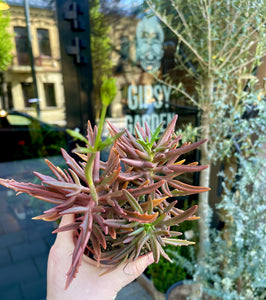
left=47, top=214, right=154, bottom=300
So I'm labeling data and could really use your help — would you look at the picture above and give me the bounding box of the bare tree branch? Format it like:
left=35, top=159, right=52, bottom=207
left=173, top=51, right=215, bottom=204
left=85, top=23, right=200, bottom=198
left=151, top=73, right=201, bottom=108
left=170, top=0, right=193, bottom=40
left=228, top=55, right=263, bottom=74
left=218, top=26, right=259, bottom=71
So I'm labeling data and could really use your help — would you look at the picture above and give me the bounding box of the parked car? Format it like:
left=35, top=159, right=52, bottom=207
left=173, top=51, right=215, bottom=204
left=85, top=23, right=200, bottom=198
left=0, top=109, right=68, bottom=162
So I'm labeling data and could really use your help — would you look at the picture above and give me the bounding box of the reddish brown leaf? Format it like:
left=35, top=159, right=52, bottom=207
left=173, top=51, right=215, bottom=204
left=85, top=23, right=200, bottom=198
left=140, top=196, right=167, bottom=211
left=164, top=139, right=208, bottom=160
left=121, top=158, right=154, bottom=169
left=162, top=205, right=198, bottom=227
left=123, top=210, right=159, bottom=223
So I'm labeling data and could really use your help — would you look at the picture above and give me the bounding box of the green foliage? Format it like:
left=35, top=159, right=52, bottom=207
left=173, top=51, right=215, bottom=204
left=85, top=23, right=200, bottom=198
left=97, top=131, right=124, bottom=150
left=89, top=0, right=112, bottom=77
left=147, top=248, right=187, bottom=293
left=167, top=91, right=266, bottom=299
left=89, top=0, right=113, bottom=117
left=136, top=122, right=162, bottom=154
left=175, top=123, right=199, bottom=144
left=196, top=156, right=266, bottom=300
left=0, top=2, right=13, bottom=71
left=208, top=84, right=266, bottom=162
left=147, top=0, right=266, bottom=163
left=147, top=1, right=266, bottom=298
left=68, top=77, right=121, bottom=154
left=147, top=0, right=266, bottom=77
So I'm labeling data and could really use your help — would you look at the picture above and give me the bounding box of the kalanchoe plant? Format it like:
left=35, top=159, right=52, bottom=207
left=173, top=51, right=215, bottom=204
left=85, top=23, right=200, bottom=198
left=0, top=78, right=210, bottom=289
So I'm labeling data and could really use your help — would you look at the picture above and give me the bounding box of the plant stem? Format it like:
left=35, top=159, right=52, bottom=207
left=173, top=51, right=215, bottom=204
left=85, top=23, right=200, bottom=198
left=85, top=153, right=98, bottom=203
left=85, top=103, right=108, bottom=204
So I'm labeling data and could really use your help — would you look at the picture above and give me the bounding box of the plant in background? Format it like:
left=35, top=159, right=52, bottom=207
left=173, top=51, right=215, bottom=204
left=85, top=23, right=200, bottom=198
left=147, top=247, right=188, bottom=293
left=0, top=78, right=209, bottom=289
left=146, top=0, right=266, bottom=261
left=170, top=154, right=266, bottom=300
left=166, top=91, right=266, bottom=299
left=144, top=1, right=266, bottom=296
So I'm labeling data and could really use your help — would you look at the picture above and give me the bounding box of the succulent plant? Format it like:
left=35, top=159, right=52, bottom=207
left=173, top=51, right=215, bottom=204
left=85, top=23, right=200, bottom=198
left=0, top=79, right=209, bottom=289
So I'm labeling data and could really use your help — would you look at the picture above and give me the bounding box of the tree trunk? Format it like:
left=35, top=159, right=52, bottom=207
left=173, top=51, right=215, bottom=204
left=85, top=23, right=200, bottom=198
left=197, top=77, right=213, bottom=260
left=190, top=78, right=213, bottom=300
left=197, top=113, right=211, bottom=259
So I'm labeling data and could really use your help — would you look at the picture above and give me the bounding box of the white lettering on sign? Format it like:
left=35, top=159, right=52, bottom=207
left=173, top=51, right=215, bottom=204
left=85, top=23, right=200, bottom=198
left=125, top=112, right=175, bottom=134
left=127, top=84, right=171, bottom=110
left=127, top=85, right=138, bottom=110
left=126, top=84, right=173, bottom=134
left=163, top=85, right=171, bottom=108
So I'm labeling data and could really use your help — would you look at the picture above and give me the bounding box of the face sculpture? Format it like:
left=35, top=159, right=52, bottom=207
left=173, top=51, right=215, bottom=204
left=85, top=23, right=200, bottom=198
left=136, top=16, right=164, bottom=72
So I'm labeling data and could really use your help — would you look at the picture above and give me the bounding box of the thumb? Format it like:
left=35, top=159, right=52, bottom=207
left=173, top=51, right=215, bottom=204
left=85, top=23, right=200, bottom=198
left=122, top=252, right=154, bottom=285
left=54, top=214, right=75, bottom=247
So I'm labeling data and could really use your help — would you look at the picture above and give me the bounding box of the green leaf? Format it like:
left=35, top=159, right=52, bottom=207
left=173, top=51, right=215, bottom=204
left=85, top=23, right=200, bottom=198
left=97, top=131, right=124, bottom=151
left=135, top=126, right=145, bottom=141
left=123, top=190, right=143, bottom=213
left=136, top=122, right=163, bottom=153
left=150, top=122, right=163, bottom=145
left=150, top=234, right=160, bottom=263
left=67, top=129, right=89, bottom=145
left=137, top=139, right=151, bottom=153
left=162, top=205, right=198, bottom=227
left=128, top=227, right=145, bottom=236
left=73, top=145, right=95, bottom=154
left=162, top=238, right=195, bottom=246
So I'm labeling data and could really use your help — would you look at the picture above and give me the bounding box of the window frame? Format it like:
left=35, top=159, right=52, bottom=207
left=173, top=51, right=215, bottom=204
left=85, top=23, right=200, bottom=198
left=43, top=82, right=57, bottom=107
left=37, top=28, right=52, bottom=57
left=14, top=26, right=30, bottom=65
left=21, top=82, right=35, bottom=108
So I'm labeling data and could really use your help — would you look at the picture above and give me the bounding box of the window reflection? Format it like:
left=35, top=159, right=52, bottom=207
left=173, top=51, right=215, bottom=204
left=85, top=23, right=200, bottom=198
left=21, top=82, right=34, bottom=108
left=14, top=26, right=30, bottom=65
left=4, top=2, right=66, bottom=127
left=37, top=28, right=52, bottom=57
left=43, top=83, right=56, bottom=107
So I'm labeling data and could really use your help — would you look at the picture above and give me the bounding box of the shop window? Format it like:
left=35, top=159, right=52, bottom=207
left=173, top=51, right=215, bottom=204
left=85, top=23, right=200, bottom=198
left=37, top=28, right=52, bottom=57
left=21, top=82, right=34, bottom=108
left=14, top=27, right=30, bottom=65
left=44, top=83, right=56, bottom=107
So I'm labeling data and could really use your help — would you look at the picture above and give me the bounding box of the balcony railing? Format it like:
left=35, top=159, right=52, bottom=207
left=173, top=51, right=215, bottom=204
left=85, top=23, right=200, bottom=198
left=16, top=52, right=31, bottom=66
left=13, top=54, right=60, bottom=69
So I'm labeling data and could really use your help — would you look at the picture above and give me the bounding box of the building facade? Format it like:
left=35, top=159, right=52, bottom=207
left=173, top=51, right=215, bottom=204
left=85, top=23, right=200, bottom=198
left=3, top=0, right=66, bottom=126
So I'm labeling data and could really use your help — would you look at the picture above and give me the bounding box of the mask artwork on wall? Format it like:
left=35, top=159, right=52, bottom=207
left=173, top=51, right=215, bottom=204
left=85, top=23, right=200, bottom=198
left=124, top=15, right=175, bottom=134
left=136, top=16, right=164, bottom=72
